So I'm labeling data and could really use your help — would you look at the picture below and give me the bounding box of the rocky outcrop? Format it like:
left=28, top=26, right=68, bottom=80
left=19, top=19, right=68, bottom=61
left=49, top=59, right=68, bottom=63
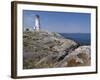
left=23, top=30, right=90, bottom=69
left=55, top=46, right=91, bottom=67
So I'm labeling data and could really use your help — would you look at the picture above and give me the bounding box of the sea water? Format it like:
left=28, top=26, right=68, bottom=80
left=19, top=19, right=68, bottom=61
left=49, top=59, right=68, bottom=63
left=59, top=33, right=90, bottom=45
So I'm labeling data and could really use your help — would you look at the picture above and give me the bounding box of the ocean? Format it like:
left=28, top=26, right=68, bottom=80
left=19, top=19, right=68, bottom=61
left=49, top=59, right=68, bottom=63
left=59, top=33, right=90, bottom=45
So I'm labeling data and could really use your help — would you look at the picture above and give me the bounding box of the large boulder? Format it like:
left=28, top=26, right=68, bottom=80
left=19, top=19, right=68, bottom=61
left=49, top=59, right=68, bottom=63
left=55, top=46, right=91, bottom=67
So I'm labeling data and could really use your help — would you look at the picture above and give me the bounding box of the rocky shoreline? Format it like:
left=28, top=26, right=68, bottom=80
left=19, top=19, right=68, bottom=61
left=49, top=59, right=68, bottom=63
left=23, top=30, right=90, bottom=69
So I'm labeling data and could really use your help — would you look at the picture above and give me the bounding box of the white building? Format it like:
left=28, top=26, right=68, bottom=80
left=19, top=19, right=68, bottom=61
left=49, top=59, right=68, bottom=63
left=34, top=15, right=40, bottom=31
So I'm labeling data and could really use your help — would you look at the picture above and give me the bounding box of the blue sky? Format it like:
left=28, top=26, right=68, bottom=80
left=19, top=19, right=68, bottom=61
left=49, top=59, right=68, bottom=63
left=23, top=10, right=91, bottom=33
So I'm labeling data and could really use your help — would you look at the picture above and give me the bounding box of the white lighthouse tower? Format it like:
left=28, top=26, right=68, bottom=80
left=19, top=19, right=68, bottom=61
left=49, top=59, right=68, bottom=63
left=34, top=15, right=40, bottom=31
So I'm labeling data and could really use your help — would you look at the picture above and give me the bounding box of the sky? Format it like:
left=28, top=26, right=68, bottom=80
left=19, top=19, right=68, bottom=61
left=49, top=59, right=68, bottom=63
left=23, top=10, right=91, bottom=33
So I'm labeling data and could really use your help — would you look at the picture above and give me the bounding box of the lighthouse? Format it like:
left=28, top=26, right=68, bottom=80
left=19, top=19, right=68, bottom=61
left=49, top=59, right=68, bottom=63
left=34, top=15, right=40, bottom=31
